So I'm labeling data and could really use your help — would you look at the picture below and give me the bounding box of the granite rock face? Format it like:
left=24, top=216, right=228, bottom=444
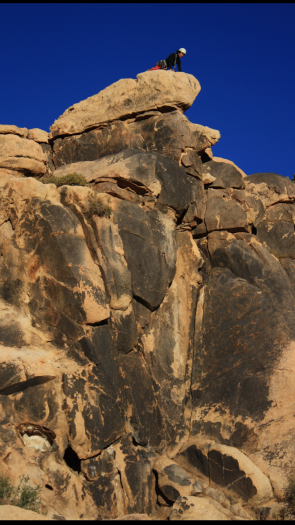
left=0, top=74, right=294, bottom=520
left=0, top=134, right=47, bottom=178
left=50, top=71, right=201, bottom=138
left=51, top=110, right=220, bottom=178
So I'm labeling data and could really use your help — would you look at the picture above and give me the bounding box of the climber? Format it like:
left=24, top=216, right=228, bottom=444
left=149, top=48, right=186, bottom=72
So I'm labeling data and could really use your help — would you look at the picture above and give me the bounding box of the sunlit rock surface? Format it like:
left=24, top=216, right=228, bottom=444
left=0, top=74, right=294, bottom=520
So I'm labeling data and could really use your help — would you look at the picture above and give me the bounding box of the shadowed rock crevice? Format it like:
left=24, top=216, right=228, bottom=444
left=86, top=319, right=109, bottom=327
left=64, top=445, right=81, bottom=473
left=0, top=375, right=56, bottom=396
left=153, top=468, right=174, bottom=507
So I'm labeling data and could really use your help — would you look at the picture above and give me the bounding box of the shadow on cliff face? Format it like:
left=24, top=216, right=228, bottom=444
left=192, top=231, right=295, bottom=439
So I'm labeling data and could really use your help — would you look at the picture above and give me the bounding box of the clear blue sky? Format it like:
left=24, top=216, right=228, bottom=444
left=1, top=3, right=294, bottom=179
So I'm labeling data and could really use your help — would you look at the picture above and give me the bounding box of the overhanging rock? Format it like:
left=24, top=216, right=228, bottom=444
left=50, top=71, right=201, bottom=138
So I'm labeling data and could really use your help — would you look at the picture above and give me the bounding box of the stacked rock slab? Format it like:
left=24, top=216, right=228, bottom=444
left=0, top=71, right=294, bottom=520
left=0, top=125, right=51, bottom=178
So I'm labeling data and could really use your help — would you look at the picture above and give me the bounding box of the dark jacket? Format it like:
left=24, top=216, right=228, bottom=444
left=165, top=52, right=182, bottom=72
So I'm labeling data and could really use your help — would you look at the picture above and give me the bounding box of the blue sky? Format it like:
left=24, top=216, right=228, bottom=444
left=1, top=3, right=294, bottom=179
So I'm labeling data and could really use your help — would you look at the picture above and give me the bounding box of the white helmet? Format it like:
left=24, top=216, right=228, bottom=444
left=178, top=48, right=186, bottom=54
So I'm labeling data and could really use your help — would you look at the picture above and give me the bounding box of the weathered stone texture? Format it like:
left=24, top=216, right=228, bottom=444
left=1, top=78, right=295, bottom=521
left=0, top=134, right=47, bottom=177
left=50, top=71, right=201, bottom=138
left=141, top=232, right=203, bottom=445
left=51, top=111, right=220, bottom=172
left=205, top=188, right=249, bottom=233
left=203, top=158, right=245, bottom=189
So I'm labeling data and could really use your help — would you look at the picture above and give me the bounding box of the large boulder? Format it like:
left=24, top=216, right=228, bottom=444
left=153, top=456, right=203, bottom=503
left=245, top=172, right=295, bottom=207
left=212, top=156, right=247, bottom=178
left=243, top=173, right=295, bottom=258
left=202, top=158, right=245, bottom=189
left=204, top=188, right=249, bottom=233
left=51, top=111, right=220, bottom=173
left=0, top=124, right=49, bottom=143
left=0, top=133, right=47, bottom=177
left=174, top=440, right=273, bottom=504
left=256, top=202, right=295, bottom=258
left=50, top=71, right=201, bottom=138
left=0, top=125, right=49, bottom=178
left=53, top=149, right=199, bottom=216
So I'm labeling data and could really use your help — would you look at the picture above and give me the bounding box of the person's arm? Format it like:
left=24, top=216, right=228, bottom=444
left=177, top=55, right=182, bottom=72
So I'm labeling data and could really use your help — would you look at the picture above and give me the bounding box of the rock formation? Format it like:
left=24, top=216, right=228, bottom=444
left=0, top=70, right=294, bottom=520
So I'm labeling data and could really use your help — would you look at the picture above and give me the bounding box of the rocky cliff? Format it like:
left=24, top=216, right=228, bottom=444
left=0, top=70, right=294, bottom=520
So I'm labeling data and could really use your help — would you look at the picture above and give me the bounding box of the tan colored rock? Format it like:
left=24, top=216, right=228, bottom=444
left=0, top=126, right=49, bottom=144
left=51, top=110, right=220, bottom=170
left=0, top=177, right=109, bottom=326
left=93, top=180, right=142, bottom=204
left=0, top=505, right=51, bottom=520
left=169, top=496, right=229, bottom=520
left=91, top=216, right=133, bottom=310
left=0, top=124, right=28, bottom=137
left=203, top=487, right=231, bottom=510
left=213, top=156, right=247, bottom=178
left=0, top=340, right=121, bottom=519
left=189, top=123, right=220, bottom=152
left=0, top=134, right=47, bottom=176
left=245, top=173, right=295, bottom=208
left=53, top=150, right=162, bottom=197
left=0, top=299, right=53, bottom=348
left=1, top=341, right=125, bottom=517
left=0, top=176, right=59, bottom=221
left=204, top=147, right=213, bottom=159
left=205, top=498, right=236, bottom=519
left=0, top=156, right=46, bottom=175
left=2, top=445, right=98, bottom=520
left=27, top=128, right=49, bottom=143
left=50, top=71, right=201, bottom=138
left=154, top=456, right=203, bottom=502
left=113, top=515, right=152, bottom=520
left=230, top=503, right=255, bottom=520
left=141, top=232, right=203, bottom=447
left=156, top=506, right=173, bottom=520
left=246, top=340, right=295, bottom=500
left=57, top=185, right=133, bottom=312
left=0, top=219, right=14, bottom=245
left=0, top=168, right=25, bottom=178
left=175, top=439, right=273, bottom=505
left=112, top=436, right=157, bottom=516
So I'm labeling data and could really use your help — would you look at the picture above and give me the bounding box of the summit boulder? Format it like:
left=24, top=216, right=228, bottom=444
left=50, top=71, right=201, bottom=138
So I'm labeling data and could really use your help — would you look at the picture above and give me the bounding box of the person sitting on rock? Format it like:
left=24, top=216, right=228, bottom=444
left=149, top=48, right=186, bottom=72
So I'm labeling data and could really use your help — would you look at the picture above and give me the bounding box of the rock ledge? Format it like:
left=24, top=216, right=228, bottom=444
left=50, top=71, right=201, bottom=138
